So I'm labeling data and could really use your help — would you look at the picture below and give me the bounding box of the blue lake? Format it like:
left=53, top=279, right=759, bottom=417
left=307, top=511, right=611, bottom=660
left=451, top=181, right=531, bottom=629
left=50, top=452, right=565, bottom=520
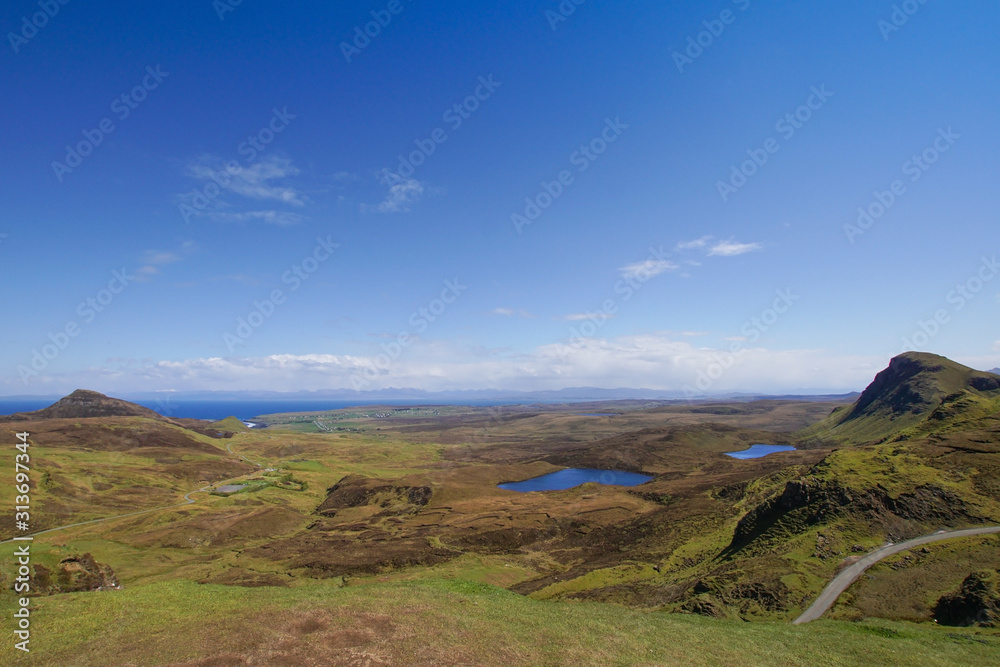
left=499, top=468, right=653, bottom=492
left=724, top=444, right=797, bottom=459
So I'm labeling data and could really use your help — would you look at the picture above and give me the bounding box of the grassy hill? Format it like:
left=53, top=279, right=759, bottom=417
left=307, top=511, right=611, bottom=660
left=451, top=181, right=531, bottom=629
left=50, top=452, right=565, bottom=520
left=0, top=408, right=253, bottom=539
left=0, top=389, right=168, bottom=423
left=208, top=415, right=251, bottom=432
left=800, top=352, right=1000, bottom=445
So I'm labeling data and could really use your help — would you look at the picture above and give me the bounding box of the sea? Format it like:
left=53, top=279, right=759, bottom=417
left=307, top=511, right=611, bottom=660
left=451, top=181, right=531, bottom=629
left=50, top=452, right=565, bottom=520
left=0, top=398, right=535, bottom=422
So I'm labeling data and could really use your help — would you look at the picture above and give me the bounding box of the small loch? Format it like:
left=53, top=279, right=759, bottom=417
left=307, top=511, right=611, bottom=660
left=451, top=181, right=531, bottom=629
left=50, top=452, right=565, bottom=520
left=498, top=468, right=653, bottom=492
left=724, top=444, right=797, bottom=460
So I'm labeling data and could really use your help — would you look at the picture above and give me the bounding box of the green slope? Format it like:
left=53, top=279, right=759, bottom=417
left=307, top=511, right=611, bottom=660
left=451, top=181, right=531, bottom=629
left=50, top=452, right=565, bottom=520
left=208, top=416, right=250, bottom=432
left=800, top=352, right=1000, bottom=445
left=4, top=578, right=997, bottom=666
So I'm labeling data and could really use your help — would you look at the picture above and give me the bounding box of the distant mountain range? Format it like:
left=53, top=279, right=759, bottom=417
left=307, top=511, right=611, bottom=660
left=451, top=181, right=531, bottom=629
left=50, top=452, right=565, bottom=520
left=5, top=358, right=997, bottom=406
left=1, top=386, right=860, bottom=404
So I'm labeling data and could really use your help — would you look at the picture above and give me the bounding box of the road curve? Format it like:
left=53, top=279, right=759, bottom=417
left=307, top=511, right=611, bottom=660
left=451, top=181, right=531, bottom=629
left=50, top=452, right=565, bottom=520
left=0, top=486, right=211, bottom=546
left=794, top=525, right=1000, bottom=624
left=226, top=440, right=262, bottom=467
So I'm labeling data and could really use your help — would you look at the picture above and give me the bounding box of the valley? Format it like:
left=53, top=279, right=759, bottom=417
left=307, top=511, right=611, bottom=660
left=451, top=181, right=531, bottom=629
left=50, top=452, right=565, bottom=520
left=2, top=353, right=999, bottom=664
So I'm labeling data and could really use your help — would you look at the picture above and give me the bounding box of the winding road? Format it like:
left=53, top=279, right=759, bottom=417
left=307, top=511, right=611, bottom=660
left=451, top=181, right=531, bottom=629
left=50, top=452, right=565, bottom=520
left=793, top=525, right=1000, bottom=624
left=227, top=440, right=262, bottom=467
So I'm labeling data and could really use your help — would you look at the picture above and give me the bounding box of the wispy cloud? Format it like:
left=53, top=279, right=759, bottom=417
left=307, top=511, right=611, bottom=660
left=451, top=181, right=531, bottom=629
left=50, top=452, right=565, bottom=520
left=136, top=243, right=196, bottom=281
left=143, top=251, right=180, bottom=266
left=619, top=258, right=679, bottom=281
left=675, top=236, right=712, bottom=252
left=673, top=236, right=764, bottom=258
left=365, top=169, right=425, bottom=213
left=557, top=312, right=618, bottom=322
left=183, top=155, right=307, bottom=209
left=210, top=210, right=305, bottom=226
left=492, top=308, right=534, bottom=318
left=708, top=239, right=764, bottom=257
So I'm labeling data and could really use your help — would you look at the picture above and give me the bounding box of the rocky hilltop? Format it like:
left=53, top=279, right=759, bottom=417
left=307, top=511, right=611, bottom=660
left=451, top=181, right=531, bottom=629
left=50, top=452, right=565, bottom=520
left=802, top=352, right=1000, bottom=444
left=0, top=389, right=168, bottom=422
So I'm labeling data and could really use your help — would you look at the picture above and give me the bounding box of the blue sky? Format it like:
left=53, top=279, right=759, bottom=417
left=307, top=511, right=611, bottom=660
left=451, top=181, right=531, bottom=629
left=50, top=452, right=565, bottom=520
left=2, top=0, right=998, bottom=396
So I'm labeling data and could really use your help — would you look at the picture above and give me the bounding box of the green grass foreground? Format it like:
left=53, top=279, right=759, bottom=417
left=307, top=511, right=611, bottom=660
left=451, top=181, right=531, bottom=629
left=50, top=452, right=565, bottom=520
left=5, top=579, right=997, bottom=666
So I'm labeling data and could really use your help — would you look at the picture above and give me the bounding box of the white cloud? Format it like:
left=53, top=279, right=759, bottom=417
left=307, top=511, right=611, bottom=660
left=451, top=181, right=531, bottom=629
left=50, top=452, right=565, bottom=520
left=675, top=236, right=712, bottom=252
left=708, top=239, right=764, bottom=257
left=184, top=155, right=306, bottom=207
left=11, top=337, right=889, bottom=396
left=135, top=243, right=196, bottom=282
left=619, top=258, right=679, bottom=281
left=557, top=313, right=619, bottom=322
left=210, top=210, right=304, bottom=226
left=366, top=170, right=426, bottom=213
left=142, top=251, right=180, bottom=266
left=492, top=308, right=534, bottom=318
